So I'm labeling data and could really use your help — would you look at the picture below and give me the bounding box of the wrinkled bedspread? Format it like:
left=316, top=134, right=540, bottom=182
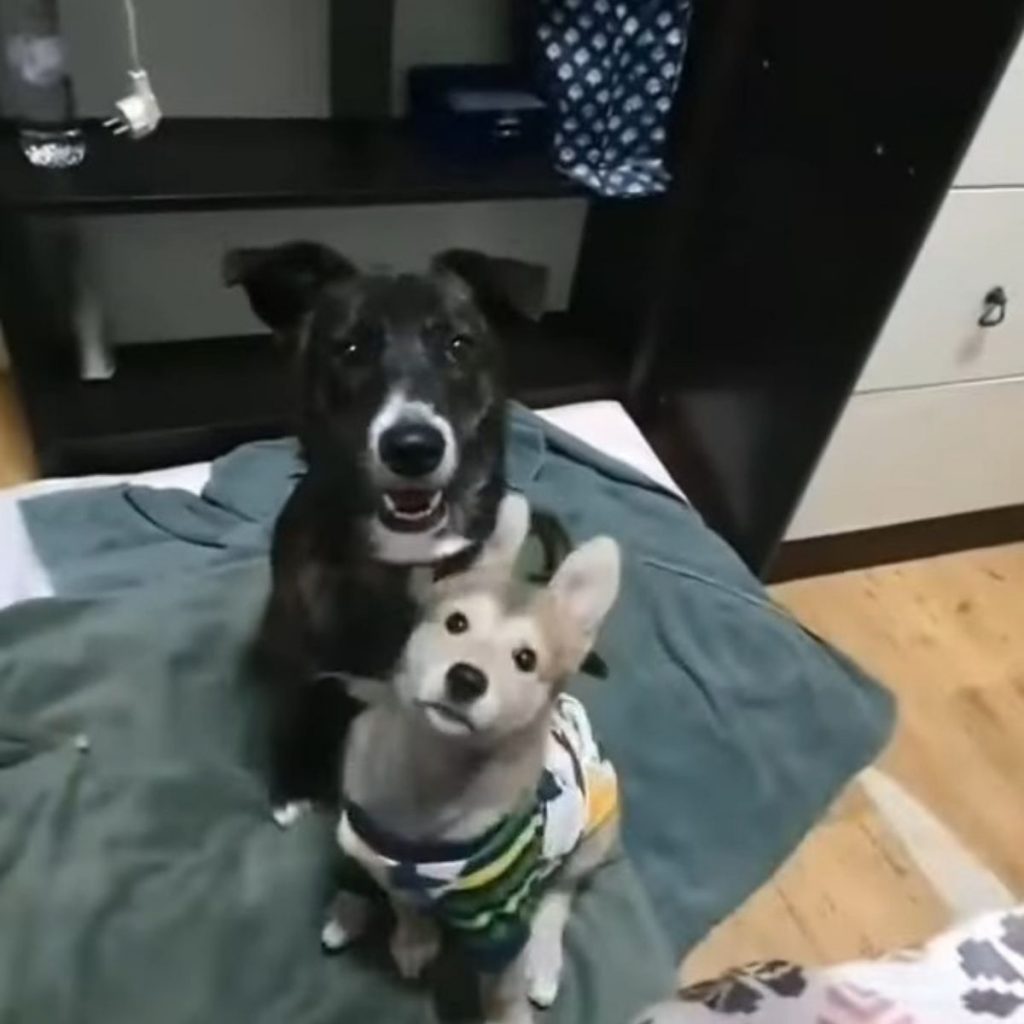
left=0, top=407, right=894, bottom=1024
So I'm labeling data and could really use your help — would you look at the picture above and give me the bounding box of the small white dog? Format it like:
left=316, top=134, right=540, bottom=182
left=321, top=495, right=622, bottom=1024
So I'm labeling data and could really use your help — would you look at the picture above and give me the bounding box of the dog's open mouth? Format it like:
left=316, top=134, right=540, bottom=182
left=417, top=700, right=475, bottom=734
left=378, top=489, right=447, bottom=533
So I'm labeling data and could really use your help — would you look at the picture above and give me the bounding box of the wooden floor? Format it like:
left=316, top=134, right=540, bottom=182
left=1, top=373, right=1021, bottom=981
left=688, top=547, right=1024, bottom=980
left=0, top=373, right=36, bottom=487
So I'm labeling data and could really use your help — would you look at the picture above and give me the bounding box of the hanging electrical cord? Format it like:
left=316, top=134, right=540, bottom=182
left=103, top=0, right=162, bottom=138
left=123, top=0, right=142, bottom=69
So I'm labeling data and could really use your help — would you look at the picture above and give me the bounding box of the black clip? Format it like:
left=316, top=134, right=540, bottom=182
left=979, top=286, right=1008, bottom=328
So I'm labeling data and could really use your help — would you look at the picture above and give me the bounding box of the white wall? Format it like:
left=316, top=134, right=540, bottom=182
left=81, top=200, right=587, bottom=343
left=58, top=0, right=583, bottom=346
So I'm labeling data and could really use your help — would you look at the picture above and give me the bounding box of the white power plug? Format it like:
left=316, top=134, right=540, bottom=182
left=105, top=68, right=161, bottom=138
left=103, top=0, right=161, bottom=139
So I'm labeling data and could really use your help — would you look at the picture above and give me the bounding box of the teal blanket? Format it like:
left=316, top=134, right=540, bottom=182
left=2, top=407, right=894, bottom=1023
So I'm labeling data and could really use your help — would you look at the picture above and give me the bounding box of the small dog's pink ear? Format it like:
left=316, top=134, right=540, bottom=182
left=548, top=537, right=621, bottom=644
left=475, top=493, right=530, bottom=572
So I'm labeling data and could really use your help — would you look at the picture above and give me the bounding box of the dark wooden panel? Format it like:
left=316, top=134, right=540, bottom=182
left=646, top=0, right=1024, bottom=572
left=568, top=199, right=665, bottom=358
left=329, top=0, right=395, bottom=118
left=0, top=118, right=583, bottom=213
left=769, top=506, right=1024, bottom=582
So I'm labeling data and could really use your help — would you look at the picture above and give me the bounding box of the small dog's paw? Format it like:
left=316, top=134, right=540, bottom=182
left=526, top=940, right=564, bottom=1008
left=272, top=800, right=311, bottom=829
left=390, top=915, right=440, bottom=981
left=527, top=970, right=560, bottom=1010
left=320, top=918, right=351, bottom=954
left=321, top=892, right=371, bottom=954
left=526, top=964, right=561, bottom=1009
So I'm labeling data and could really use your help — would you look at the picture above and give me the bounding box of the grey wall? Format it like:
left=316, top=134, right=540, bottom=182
left=62, top=0, right=515, bottom=118
left=391, top=0, right=514, bottom=113
left=56, top=0, right=583, bottom=347
left=62, top=0, right=330, bottom=117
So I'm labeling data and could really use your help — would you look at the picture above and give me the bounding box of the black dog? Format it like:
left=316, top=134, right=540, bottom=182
left=225, top=242, right=512, bottom=814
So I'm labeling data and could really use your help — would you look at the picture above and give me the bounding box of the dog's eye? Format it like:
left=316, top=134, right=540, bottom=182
left=332, top=326, right=377, bottom=367
left=446, top=334, right=474, bottom=364
left=445, top=611, right=469, bottom=634
left=336, top=339, right=366, bottom=365
left=513, top=647, right=537, bottom=673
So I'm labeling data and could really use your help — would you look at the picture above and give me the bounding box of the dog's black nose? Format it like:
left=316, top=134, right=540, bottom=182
left=379, top=423, right=445, bottom=478
left=446, top=662, right=488, bottom=703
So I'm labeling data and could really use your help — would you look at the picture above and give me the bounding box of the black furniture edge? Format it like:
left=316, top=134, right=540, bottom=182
left=768, top=505, right=1024, bottom=583
left=329, top=1, right=395, bottom=118
left=0, top=118, right=585, bottom=214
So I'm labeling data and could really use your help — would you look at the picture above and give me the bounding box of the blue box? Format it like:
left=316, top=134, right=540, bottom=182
left=407, top=65, right=550, bottom=156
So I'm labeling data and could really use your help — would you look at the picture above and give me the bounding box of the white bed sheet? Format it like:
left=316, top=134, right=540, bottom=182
left=0, top=400, right=680, bottom=610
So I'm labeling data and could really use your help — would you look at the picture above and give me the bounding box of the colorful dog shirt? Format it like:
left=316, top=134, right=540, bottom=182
left=337, top=694, right=619, bottom=971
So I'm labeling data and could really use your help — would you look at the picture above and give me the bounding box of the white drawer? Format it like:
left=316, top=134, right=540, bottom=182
left=788, top=376, right=1024, bottom=539
left=858, top=188, right=1024, bottom=393
left=956, top=36, right=1024, bottom=187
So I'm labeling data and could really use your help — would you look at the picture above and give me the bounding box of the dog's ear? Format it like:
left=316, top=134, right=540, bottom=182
left=547, top=537, right=621, bottom=649
left=223, top=241, right=357, bottom=339
left=431, top=250, right=549, bottom=323
left=475, top=493, right=530, bottom=572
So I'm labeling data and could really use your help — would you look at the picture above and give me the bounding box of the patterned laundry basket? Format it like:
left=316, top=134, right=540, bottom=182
left=535, top=0, right=694, bottom=198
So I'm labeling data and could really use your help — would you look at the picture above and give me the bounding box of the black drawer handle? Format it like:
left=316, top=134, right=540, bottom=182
left=979, top=286, right=1008, bottom=327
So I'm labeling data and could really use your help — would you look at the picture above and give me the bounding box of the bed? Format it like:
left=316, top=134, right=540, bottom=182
left=0, top=401, right=680, bottom=609
left=0, top=400, right=892, bottom=1024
